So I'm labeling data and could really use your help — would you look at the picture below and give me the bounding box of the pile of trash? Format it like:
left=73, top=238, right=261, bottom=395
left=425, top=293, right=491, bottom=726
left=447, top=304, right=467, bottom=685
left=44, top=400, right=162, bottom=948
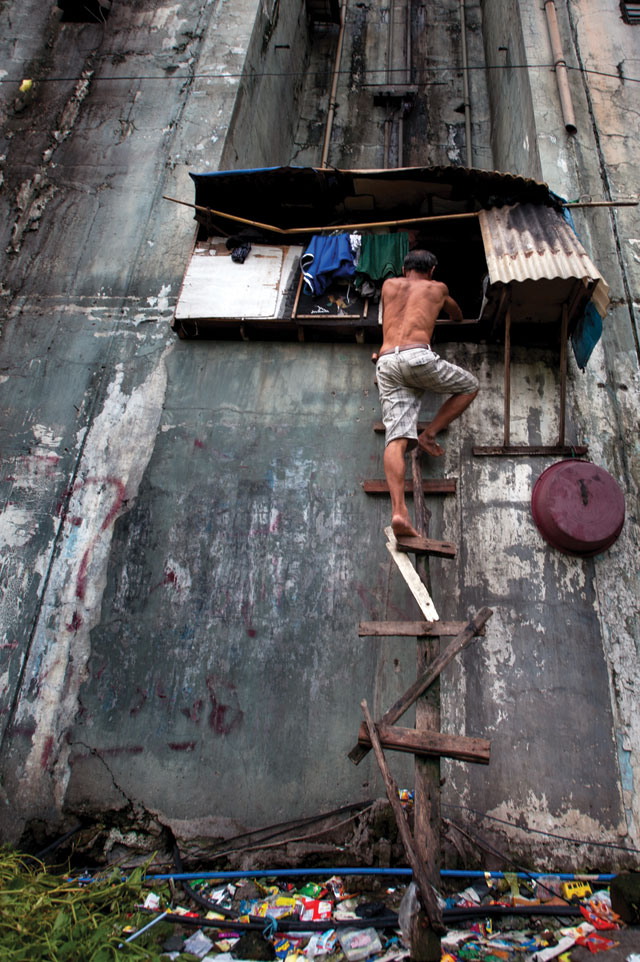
left=1, top=846, right=632, bottom=961
left=131, top=871, right=625, bottom=961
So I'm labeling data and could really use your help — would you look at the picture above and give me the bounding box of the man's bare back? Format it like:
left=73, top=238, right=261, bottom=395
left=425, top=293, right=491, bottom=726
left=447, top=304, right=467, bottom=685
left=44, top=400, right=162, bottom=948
left=373, top=252, right=477, bottom=539
left=379, top=273, right=463, bottom=354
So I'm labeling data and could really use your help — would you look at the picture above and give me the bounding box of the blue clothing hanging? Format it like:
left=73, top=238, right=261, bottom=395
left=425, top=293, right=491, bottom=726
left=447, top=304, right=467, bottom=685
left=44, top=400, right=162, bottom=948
left=300, top=235, right=356, bottom=296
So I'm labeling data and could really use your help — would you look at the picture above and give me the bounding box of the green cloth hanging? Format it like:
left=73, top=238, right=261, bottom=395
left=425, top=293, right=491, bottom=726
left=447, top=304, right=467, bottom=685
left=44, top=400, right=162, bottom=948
left=355, top=232, right=409, bottom=286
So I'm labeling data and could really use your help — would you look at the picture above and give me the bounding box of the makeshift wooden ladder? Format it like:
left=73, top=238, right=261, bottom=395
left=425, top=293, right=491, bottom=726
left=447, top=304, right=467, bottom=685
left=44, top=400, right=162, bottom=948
left=352, top=439, right=494, bottom=960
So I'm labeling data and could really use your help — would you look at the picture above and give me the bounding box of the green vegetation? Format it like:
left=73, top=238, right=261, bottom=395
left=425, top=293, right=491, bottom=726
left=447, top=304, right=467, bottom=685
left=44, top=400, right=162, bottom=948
left=0, top=849, right=170, bottom=961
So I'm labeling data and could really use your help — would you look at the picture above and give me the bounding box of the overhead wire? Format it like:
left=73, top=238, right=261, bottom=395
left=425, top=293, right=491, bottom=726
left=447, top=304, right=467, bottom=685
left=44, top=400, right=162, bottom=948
left=443, top=802, right=640, bottom=855
left=2, top=63, right=640, bottom=84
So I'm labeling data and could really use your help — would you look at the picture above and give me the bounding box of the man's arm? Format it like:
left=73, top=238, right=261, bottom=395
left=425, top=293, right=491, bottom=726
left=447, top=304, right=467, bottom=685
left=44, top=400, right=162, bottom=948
left=443, top=293, right=463, bottom=322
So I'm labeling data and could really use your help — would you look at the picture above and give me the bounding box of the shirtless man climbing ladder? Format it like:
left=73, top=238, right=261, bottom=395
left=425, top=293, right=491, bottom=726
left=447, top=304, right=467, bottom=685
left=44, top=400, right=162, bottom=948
left=373, top=249, right=479, bottom=539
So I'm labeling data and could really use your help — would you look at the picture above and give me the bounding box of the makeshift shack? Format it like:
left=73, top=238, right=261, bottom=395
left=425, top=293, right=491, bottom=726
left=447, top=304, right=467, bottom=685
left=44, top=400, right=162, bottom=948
left=171, top=165, right=609, bottom=368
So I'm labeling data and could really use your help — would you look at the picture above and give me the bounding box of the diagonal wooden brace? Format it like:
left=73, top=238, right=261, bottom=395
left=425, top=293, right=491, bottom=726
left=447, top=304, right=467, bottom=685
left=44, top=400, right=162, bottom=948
left=361, top=700, right=445, bottom=935
left=348, top=607, right=493, bottom=765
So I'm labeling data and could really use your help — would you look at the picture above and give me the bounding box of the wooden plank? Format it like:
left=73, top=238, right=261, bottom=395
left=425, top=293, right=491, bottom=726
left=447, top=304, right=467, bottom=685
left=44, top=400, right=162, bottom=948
left=358, top=620, right=485, bottom=637
left=360, top=700, right=445, bottom=935
left=395, top=534, right=456, bottom=559
left=348, top=607, right=493, bottom=765
left=362, top=479, right=457, bottom=494
left=473, top=445, right=589, bottom=457
left=384, top=527, right=439, bottom=622
left=357, top=724, right=491, bottom=764
left=410, top=447, right=442, bottom=962
left=291, top=271, right=304, bottom=319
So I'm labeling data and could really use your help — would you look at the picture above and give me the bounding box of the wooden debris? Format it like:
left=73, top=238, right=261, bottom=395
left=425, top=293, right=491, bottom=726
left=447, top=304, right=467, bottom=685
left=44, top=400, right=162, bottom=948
left=384, top=526, right=439, bottom=622
left=357, top=723, right=491, bottom=764
left=473, top=445, right=588, bottom=457
left=348, top=607, right=493, bottom=765
left=358, top=620, right=485, bottom=637
left=360, top=700, right=445, bottom=935
left=362, top=479, right=457, bottom=494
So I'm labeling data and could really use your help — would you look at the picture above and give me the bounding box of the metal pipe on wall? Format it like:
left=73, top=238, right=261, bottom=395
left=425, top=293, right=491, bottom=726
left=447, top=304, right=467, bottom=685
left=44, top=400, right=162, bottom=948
left=459, top=0, right=472, bottom=167
left=544, top=0, right=577, bottom=133
left=383, top=0, right=395, bottom=169
left=320, top=0, right=348, bottom=168
left=388, top=0, right=395, bottom=85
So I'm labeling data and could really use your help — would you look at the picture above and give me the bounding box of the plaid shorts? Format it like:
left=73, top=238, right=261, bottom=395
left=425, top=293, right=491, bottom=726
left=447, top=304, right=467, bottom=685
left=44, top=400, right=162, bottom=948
left=376, top=346, right=479, bottom=447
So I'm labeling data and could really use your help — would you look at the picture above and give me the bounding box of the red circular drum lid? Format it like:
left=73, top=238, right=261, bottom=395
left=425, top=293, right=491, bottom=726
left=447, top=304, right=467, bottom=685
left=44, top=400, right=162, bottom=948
left=531, top=460, right=625, bottom=556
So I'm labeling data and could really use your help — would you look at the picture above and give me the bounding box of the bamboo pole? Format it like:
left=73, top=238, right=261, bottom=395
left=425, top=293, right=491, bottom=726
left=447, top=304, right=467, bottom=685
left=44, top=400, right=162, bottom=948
left=562, top=199, right=638, bottom=208
left=162, top=195, right=480, bottom=235
left=320, top=0, right=348, bottom=168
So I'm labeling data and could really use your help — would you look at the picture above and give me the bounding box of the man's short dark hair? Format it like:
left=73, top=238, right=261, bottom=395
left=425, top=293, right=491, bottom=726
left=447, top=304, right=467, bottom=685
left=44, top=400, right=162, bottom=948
left=403, top=249, right=438, bottom=274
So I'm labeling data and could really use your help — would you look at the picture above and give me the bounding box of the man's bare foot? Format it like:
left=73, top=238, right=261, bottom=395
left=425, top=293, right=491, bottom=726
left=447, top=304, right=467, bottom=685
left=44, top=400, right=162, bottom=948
left=417, top=432, right=444, bottom=457
left=392, top=514, right=420, bottom=538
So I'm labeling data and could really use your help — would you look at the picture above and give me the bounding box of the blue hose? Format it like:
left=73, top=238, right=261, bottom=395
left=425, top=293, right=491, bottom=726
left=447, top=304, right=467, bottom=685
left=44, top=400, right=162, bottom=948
left=144, top=867, right=615, bottom=883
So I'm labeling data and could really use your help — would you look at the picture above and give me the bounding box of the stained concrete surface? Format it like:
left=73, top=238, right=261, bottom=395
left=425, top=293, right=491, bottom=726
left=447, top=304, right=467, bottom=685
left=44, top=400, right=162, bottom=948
left=0, top=0, right=638, bottom=874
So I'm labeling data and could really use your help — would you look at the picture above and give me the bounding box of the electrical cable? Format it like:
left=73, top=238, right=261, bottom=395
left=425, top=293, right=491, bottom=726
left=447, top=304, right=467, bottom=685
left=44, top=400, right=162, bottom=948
left=203, top=801, right=377, bottom=860
left=443, top=817, right=574, bottom=907
left=172, top=843, right=239, bottom=921
left=2, top=63, right=640, bottom=85
left=140, top=908, right=400, bottom=932
left=139, top=902, right=582, bottom=932
left=196, top=800, right=375, bottom=857
left=443, top=802, right=640, bottom=855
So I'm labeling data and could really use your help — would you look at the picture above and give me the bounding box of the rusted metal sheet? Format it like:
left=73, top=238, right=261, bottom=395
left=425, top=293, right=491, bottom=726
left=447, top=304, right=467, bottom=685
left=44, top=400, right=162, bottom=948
left=479, top=203, right=610, bottom=316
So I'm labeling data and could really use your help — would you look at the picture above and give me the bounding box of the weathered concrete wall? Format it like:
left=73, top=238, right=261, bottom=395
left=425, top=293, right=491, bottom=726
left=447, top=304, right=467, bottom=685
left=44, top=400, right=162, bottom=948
left=0, top=0, right=638, bottom=873
left=480, top=0, right=640, bottom=856
left=292, top=0, right=492, bottom=170
left=219, top=0, right=310, bottom=167
left=480, top=0, right=542, bottom=178
left=0, top=0, right=419, bottom=848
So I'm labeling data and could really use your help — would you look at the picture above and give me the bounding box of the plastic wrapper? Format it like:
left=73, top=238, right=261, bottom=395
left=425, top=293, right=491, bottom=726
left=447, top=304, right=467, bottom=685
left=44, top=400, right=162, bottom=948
left=298, top=883, right=327, bottom=899
left=257, top=896, right=297, bottom=920
left=274, top=937, right=294, bottom=958
left=326, top=876, right=352, bottom=900
left=534, top=876, right=565, bottom=900
left=298, top=898, right=333, bottom=921
left=183, top=929, right=215, bottom=958
left=397, top=882, right=419, bottom=948
left=338, top=927, right=383, bottom=961
left=580, top=904, right=619, bottom=930
left=305, top=929, right=337, bottom=957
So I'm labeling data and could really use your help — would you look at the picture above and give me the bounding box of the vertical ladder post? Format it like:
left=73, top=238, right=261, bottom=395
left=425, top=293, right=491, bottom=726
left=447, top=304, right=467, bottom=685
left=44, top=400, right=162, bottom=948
left=503, top=307, right=512, bottom=447
left=558, top=303, right=569, bottom=446
left=409, top=449, right=441, bottom=962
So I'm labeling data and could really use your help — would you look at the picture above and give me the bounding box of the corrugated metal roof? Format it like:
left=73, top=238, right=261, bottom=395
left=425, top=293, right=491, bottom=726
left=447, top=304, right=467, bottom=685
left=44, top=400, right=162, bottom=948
left=479, top=203, right=610, bottom=315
